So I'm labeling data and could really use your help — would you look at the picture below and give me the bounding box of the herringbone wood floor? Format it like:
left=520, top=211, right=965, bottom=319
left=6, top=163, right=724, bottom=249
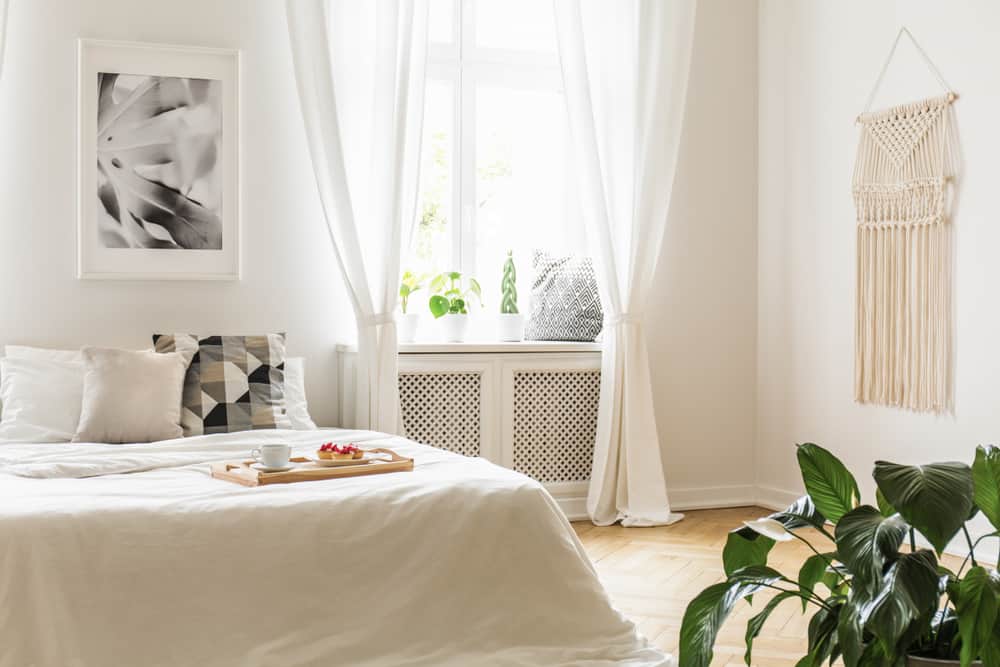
left=574, top=506, right=968, bottom=667
left=574, top=507, right=804, bottom=666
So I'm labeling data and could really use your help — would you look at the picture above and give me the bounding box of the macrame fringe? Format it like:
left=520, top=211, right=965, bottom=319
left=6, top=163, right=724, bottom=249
left=853, top=95, right=958, bottom=413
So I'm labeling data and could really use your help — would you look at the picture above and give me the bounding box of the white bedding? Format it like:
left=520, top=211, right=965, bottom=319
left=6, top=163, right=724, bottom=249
left=0, top=429, right=668, bottom=667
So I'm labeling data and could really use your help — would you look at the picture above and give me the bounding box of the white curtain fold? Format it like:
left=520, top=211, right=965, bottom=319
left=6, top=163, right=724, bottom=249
left=0, top=0, right=9, bottom=80
left=286, top=0, right=427, bottom=434
left=554, top=0, right=697, bottom=526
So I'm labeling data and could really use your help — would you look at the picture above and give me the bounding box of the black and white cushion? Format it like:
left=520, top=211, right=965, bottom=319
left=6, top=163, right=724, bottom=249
left=153, top=333, right=292, bottom=435
left=524, top=250, right=603, bottom=342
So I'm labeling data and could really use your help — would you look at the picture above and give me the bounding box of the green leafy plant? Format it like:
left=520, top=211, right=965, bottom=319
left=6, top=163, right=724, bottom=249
left=500, top=250, right=518, bottom=315
left=428, top=271, right=482, bottom=318
left=679, top=443, right=1000, bottom=667
left=398, top=271, right=427, bottom=315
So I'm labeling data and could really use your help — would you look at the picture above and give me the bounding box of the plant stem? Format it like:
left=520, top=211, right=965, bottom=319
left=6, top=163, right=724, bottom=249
left=816, top=523, right=836, bottom=542
left=787, top=531, right=847, bottom=587
left=962, top=525, right=979, bottom=568
left=772, top=573, right=835, bottom=609
left=909, top=528, right=916, bottom=553
left=932, top=588, right=956, bottom=652
left=956, top=533, right=999, bottom=578
left=756, top=582, right=833, bottom=612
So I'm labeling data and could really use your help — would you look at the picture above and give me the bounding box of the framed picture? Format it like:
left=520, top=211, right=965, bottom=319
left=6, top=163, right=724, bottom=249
left=77, top=40, right=240, bottom=280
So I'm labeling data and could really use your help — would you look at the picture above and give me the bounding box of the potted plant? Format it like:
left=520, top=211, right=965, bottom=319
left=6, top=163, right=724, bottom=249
left=498, top=250, right=523, bottom=342
left=679, top=443, right=1000, bottom=667
left=428, top=271, right=482, bottom=342
left=398, top=271, right=426, bottom=343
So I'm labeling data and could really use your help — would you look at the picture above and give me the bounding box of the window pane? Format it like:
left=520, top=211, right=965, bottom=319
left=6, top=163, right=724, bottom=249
left=474, top=0, right=557, bottom=53
left=409, top=79, right=454, bottom=282
left=474, top=84, right=579, bottom=308
left=428, top=0, right=454, bottom=44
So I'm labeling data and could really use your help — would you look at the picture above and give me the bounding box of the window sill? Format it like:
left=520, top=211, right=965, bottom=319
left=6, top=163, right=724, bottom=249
left=335, top=341, right=602, bottom=354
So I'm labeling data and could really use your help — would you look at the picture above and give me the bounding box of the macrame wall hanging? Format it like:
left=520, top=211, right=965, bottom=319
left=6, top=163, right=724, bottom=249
left=853, top=28, right=959, bottom=413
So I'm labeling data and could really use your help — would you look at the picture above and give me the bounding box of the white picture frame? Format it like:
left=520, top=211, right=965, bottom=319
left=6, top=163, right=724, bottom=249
left=77, top=39, right=240, bottom=280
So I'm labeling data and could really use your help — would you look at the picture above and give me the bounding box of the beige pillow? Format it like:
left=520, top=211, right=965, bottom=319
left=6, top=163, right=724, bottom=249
left=73, top=346, right=194, bottom=444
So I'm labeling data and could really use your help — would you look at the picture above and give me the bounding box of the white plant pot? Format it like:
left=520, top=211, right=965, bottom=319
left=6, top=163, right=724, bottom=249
left=441, top=314, right=469, bottom=342
left=398, top=312, right=420, bottom=343
left=497, top=313, right=524, bottom=342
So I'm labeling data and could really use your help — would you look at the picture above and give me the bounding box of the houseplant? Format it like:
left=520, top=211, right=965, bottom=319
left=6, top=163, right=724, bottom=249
left=398, top=270, right=426, bottom=343
left=428, top=271, right=482, bottom=342
left=678, top=443, right=1000, bottom=667
left=497, top=250, right=523, bottom=342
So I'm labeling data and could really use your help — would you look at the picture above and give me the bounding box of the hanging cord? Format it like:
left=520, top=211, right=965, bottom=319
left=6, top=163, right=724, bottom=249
left=859, top=27, right=957, bottom=121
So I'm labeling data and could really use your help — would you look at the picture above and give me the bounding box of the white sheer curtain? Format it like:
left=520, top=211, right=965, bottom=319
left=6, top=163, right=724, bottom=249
left=286, top=0, right=427, bottom=433
left=554, top=0, right=697, bottom=526
left=0, top=0, right=9, bottom=79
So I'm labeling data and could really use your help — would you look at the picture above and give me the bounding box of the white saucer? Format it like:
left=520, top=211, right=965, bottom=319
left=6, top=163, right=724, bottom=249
left=251, top=462, right=296, bottom=473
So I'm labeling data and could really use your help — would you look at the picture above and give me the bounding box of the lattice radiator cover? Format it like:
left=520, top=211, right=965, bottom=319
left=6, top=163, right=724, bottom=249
left=399, top=372, right=481, bottom=457
left=512, top=370, right=599, bottom=483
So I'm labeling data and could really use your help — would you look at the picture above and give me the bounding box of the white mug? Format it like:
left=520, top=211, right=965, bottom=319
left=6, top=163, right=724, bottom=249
left=251, top=444, right=291, bottom=469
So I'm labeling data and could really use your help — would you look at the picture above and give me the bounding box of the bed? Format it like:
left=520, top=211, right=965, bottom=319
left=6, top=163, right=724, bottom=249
left=0, top=428, right=668, bottom=667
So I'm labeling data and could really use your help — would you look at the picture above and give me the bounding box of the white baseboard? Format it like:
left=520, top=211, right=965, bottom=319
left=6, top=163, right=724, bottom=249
left=754, top=484, right=801, bottom=512
left=546, top=481, right=589, bottom=521
left=558, top=497, right=589, bottom=522
left=551, top=483, right=763, bottom=522
left=669, top=485, right=759, bottom=511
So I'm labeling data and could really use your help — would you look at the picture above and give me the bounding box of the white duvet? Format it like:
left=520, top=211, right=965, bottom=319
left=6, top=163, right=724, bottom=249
left=0, top=429, right=669, bottom=667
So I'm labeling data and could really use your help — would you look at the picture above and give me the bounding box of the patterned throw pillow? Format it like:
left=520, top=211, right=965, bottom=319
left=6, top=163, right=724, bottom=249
left=524, top=250, right=603, bottom=342
left=152, top=333, right=292, bottom=436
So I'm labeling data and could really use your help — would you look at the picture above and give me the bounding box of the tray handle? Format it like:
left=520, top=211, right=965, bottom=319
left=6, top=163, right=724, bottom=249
left=367, top=447, right=409, bottom=462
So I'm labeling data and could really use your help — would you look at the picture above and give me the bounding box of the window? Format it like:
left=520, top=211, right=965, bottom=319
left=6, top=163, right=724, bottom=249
left=409, top=0, right=580, bottom=311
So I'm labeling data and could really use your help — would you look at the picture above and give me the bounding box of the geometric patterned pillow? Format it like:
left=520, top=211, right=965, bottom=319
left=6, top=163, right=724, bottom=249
left=152, top=333, right=292, bottom=436
left=524, top=250, right=603, bottom=342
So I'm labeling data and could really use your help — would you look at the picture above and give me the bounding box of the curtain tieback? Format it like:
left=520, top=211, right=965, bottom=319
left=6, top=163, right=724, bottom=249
left=605, top=312, right=642, bottom=327
left=360, top=313, right=396, bottom=328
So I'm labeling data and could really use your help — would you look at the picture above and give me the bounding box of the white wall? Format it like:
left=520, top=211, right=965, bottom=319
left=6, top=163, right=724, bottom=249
left=757, top=0, right=1000, bottom=520
left=0, top=0, right=349, bottom=426
left=0, top=0, right=762, bottom=500
left=649, top=0, right=759, bottom=508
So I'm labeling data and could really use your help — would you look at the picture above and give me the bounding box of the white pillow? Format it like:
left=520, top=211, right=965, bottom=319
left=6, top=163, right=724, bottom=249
left=5, top=345, right=84, bottom=364
left=284, top=357, right=317, bottom=430
left=0, top=356, right=84, bottom=442
left=73, top=347, right=194, bottom=444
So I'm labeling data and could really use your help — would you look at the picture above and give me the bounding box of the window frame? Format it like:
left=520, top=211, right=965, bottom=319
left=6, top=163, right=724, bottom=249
left=424, top=0, right=564, bottom=279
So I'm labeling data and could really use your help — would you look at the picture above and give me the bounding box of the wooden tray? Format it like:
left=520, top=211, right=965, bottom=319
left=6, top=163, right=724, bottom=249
left=210, top=448, right=413, bottom=487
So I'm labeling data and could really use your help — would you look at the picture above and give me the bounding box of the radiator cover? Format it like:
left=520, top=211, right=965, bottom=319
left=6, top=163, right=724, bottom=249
left=511, top=370, right=599, bottom=483
left=399, top=371, right=482, bottom=457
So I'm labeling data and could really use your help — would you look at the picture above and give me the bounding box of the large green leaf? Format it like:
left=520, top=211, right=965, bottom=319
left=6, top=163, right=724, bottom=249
left=723, top=531, right=775, bottom=577
left=804, top=601, right=841, bottom=665
left=428, top=295, right=450, bottom=319
left=956, top=566, right=1000, bottom=667
left=856, top=642, right=891, bottom=666
left=973, top=446, right=1000, bottom=532
left=876, top=487, right=897, bottom=518
left=980, top=613, right=1000, bottom=667
left=858, top=550, right=940, bottom=658
left=678, top=566, right=783, bottom=667
left=874, top=460, right=975, bottom=555
left=744, top=590, right=797, bottom=665
left=835, top=506, right=908, bottom=596
left=797, top=443, right=860, bottom=523
left=838, top=597, right=865, bottom=667
left=798, top=553, right=835, bottom=612
left=733, top=495, right=827, bottom=542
